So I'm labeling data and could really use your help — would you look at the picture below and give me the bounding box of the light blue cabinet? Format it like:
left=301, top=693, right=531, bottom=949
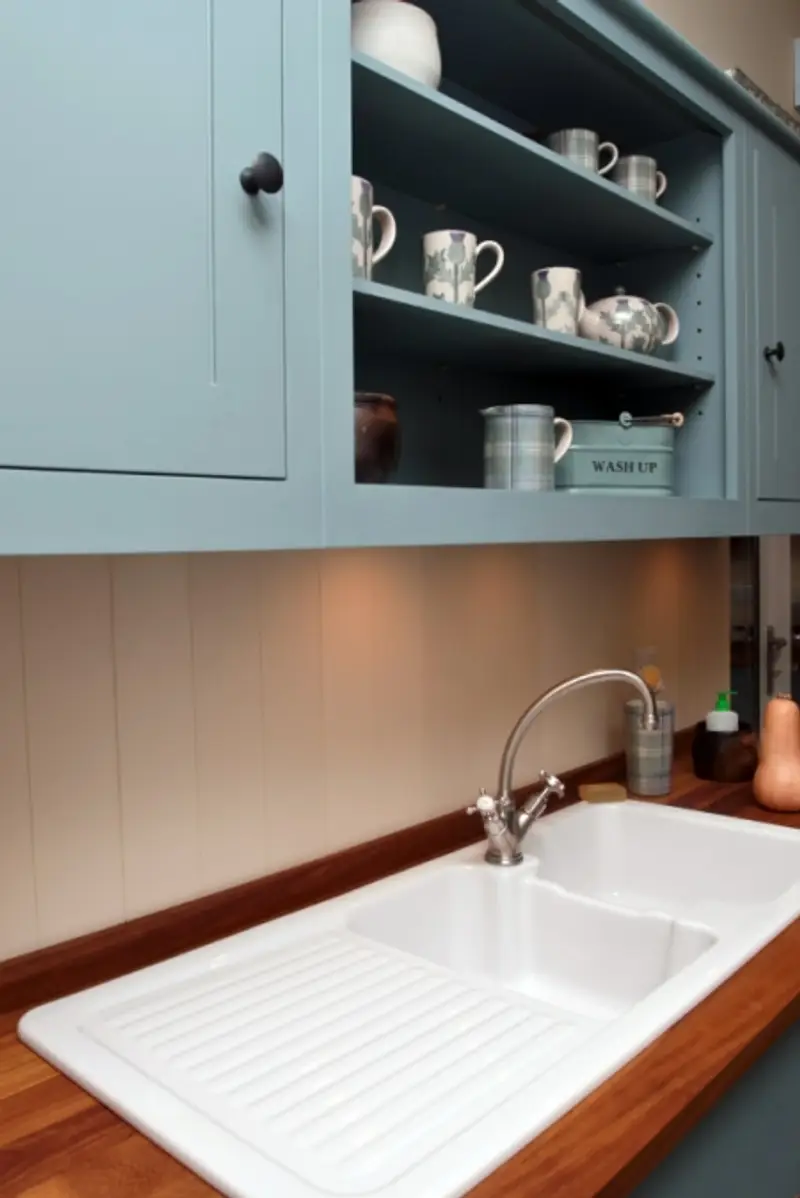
left=0, top=0, right=326, bottom=554
left=751, top=131, right=800, bottom=505
left=3, top=0, right=800, bottom=551
left=0, top=0, right=286, bottom=480
left=317, top=0, right=752, bottom=548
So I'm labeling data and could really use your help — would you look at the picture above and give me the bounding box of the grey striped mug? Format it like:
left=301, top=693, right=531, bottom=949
left=482, top=404, right=573, bottom=491
left=611, top=155, right=668, bottom=203
left=546, top=128, right=619, bottom=176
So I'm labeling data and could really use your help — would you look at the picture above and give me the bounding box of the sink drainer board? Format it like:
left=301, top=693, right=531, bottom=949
left=78, top=935, right=585, bottom=1194
left=20, top=801, right=800, bottom=1198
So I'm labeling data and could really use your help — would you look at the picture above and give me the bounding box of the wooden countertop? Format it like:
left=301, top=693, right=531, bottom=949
left=2, top=759, right=799, bottom=1198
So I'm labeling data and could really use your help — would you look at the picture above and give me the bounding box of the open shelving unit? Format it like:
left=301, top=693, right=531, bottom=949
left=324, top=0, right=741, bottom=545
left=354, top=279, right=715, bottom=389
left=352, top=52, right=715, bottom=260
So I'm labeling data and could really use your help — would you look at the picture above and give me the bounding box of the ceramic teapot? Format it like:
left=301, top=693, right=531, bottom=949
left=579, top=290, right=679, bottom=354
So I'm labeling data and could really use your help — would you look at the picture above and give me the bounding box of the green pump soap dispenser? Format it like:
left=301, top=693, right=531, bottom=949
left=706, top=691, right=739, bottom=734
left=691, top=690, right=755, bottom=782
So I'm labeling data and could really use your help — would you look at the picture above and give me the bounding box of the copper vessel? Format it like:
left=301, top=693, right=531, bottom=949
left=354, top=392, right=400, bottom=483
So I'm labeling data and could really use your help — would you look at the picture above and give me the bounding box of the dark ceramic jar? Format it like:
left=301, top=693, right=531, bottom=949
left=354, top=392, right=400, bottom=483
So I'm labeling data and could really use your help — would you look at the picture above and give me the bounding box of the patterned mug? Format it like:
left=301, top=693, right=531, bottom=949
left=612, top=155, right=668, bottom=203
left=351, top=176, right=397, bottom=279
left=532, top=267, right=586, bottom=336
left=482, top=404, right=574, bottom=491
left=545, top=128, right=619, bottom=176
left=422, top=230, right=504, bottom=306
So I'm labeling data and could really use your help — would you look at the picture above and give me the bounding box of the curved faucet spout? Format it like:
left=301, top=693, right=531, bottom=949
left=498, top=669, right=658, bottom=802
left=467, top=669, right=660, bottom=867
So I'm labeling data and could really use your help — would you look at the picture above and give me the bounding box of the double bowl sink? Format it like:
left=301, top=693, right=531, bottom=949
left=352, top=798, right=799, bottom=1019
left=20, top=799, right=800, bottom=1198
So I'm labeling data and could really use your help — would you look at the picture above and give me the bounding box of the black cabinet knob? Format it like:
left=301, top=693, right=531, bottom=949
left=764, top=341, right=786, bottom=363
left=239, top=152, right=284, bottom=196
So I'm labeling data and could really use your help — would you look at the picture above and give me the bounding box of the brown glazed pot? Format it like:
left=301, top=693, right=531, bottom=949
left=354, top=392, right=400, bottom=483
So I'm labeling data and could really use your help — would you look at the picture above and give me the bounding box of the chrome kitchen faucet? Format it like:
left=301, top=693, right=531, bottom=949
left=469, top=669, right=659, bottom=866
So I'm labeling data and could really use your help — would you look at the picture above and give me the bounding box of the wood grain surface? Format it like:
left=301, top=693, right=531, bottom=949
left=2, top=743, right=798, bottom=1198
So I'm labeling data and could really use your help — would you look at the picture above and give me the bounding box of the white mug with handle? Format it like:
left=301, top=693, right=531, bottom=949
left=351, top=175, right=397, bottom=279
left=423, top=230, right=505, bottom=306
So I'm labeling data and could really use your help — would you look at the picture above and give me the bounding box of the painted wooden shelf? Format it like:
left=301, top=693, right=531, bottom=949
left=325, top=485, right=743, bottom=548
left=352, top=53, right=715, bottom=261
left=353, top=280, right=715, bottom=391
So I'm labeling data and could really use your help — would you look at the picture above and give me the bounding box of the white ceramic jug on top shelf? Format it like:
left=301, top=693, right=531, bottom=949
left=351, top=0, right=442, bottom=90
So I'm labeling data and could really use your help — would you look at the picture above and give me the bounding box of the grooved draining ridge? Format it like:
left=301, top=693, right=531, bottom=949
left=83, top=932, right=581, bottom=1193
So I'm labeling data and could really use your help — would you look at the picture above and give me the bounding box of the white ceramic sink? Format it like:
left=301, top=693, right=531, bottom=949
left=530, top=799, right=800, bottom=911
left=349, top=866, right=716, bottom=1019
left=19, top=800, right=800, bottom=1198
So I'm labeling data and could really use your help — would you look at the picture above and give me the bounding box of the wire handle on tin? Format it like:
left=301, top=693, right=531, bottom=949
left=619, top=411, right=685, bottom=430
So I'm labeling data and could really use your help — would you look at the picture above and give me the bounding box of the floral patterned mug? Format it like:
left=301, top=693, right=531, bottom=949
left=532, top=266, right=586, bottom=335
left=422, top=230, right=504, bottom=305
left=351, top=176, right=397, bottom=279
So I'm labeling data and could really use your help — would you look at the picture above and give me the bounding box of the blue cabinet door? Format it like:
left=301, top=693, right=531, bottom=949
left=753, top=132, right=800, bottom=501
left=0, top=0, right=285, bottom=479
